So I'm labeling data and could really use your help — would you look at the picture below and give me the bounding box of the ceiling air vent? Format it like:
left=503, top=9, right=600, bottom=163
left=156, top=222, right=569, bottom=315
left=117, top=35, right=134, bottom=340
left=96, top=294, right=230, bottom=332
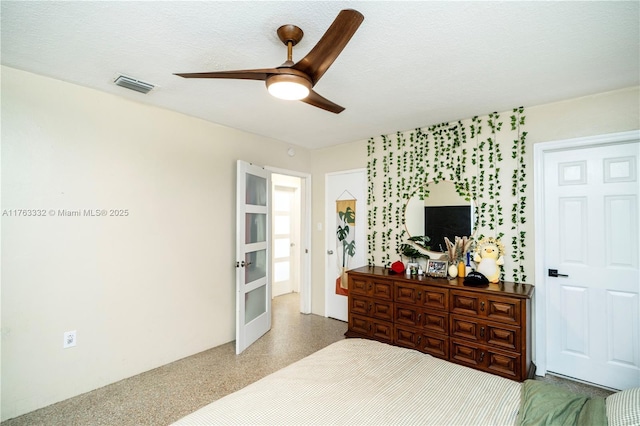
left=113, top=75, right=155, bottom=94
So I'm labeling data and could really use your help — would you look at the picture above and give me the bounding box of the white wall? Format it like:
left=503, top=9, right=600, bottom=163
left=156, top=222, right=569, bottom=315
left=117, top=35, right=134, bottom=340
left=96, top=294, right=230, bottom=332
left=0, top=66, right=311, bottom=420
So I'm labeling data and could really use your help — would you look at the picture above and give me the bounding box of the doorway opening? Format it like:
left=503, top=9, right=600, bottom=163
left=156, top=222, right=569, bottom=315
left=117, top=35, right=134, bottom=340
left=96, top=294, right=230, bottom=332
left=269, top=169, right=311, bottom=315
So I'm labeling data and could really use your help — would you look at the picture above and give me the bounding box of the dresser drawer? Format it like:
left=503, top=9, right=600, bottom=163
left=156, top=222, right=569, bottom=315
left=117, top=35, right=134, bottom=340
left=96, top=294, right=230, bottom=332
left=450, top=315, right=520, bottom=352
left=395, top=303, right=420, bottom=326
left=395, top=282, right=422, bottom=304
left=349, top=275, right=369, bottom=295
left=349, top=314, right=393, bottom=343
left=394, top=325, right=448, bottom=359
left=350, top=295, right=370, bottom=316
left=395, top=303, right=448, bottom=334
left=421, top=287, right=448, bottom=311
left=350, top=275, right=393, bottom=300
left=371, top=300, right=394, bottom=321
left=421, top=333, right=449, bottom=359
left=372, top=279, right=394, bottom=300
left=394, top=324, right=421, bottom=350
left=450, top=339, right=521, bottom=380
left=450, top=290, right=521, bottom=325
left=395, top=282, right=448, bottom=311
left=350, top=295, right=393, bottom=321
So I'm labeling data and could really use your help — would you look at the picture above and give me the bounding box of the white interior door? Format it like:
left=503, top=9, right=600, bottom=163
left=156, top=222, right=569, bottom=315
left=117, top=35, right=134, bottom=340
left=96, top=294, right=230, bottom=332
left=543, top=140, right=639, bottom=390
left=325, top=169, right=366, bottom=321
left=236, top=160, right=271, bottom=354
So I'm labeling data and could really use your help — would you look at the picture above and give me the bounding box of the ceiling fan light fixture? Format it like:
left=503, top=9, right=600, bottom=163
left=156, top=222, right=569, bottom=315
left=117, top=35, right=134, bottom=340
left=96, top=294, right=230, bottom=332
left=266, top=74, right=311, bottom=100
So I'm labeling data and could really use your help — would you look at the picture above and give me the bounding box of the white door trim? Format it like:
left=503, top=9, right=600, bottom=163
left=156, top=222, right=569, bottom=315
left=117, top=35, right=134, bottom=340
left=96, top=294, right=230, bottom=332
left=266, top=166, right=312, bottom=314
left=533, top=130, right=640, bottom=375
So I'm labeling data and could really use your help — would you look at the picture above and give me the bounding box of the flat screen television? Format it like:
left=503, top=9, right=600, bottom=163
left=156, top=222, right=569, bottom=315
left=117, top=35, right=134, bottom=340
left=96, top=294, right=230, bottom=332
left=425, top=205, right=471, bottom=252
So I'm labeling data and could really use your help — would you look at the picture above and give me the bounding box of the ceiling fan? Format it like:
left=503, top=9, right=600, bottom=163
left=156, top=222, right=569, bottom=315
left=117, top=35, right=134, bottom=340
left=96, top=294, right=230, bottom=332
left=175, top=9, right=364, bottom=114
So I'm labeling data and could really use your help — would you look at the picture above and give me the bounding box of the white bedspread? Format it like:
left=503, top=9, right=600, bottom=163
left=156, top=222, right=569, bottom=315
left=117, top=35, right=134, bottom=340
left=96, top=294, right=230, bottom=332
left=173, top=338, right=522, bottom=425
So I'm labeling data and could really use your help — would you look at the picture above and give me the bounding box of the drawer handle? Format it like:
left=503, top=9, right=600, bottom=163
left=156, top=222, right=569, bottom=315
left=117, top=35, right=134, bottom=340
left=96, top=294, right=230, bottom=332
left=417, top=335, right=421, bottom=345
left=481, top=301, right=485, bottom=312
left=479, top=352, right=485, bottom=362
left=417, top=313, right=421, bottom=323
left=368, top=303, right=372, bottom=312
left=480, top=327, right=485, bottom=338
left=418, top=291, right=422, bottom=300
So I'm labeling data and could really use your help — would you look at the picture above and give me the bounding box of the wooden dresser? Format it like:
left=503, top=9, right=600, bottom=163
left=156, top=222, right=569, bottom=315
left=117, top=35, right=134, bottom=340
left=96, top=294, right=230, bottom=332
left=345, top=265, right=535, bottom=381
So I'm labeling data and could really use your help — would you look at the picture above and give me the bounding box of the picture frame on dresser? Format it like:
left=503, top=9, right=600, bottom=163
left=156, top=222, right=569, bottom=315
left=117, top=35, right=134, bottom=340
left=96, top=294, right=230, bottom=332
left=426, top=259, right=448, bottom=278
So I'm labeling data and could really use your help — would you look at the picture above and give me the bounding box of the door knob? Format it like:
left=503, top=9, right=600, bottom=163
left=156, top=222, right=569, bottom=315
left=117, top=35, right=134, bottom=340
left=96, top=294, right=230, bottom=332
left=327, top=250, right=334, bottom=255
left=548, top=269, right=569, bottom=278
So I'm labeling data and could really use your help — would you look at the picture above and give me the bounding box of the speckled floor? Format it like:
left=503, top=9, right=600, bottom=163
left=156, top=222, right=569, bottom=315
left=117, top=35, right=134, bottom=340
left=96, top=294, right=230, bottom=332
left=535, top=372, right=615, bottom=399
left=1, top=293, right=348, bottom=426
left=2, top=292, right=614, bottom=426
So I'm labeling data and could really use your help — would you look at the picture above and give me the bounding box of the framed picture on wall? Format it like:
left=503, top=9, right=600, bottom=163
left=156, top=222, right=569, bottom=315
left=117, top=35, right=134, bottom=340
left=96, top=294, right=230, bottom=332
left=426, top=259, right=448, bottom=278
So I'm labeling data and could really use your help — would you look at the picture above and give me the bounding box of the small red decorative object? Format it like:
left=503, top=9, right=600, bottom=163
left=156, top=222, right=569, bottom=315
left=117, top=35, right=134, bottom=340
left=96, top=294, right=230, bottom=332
left=390, top=261, right=405, bottom=274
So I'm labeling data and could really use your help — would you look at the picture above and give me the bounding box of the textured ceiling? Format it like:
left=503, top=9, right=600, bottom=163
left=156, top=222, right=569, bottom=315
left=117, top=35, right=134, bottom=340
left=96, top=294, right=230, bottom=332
left=2, top=1, right=638, bottom=150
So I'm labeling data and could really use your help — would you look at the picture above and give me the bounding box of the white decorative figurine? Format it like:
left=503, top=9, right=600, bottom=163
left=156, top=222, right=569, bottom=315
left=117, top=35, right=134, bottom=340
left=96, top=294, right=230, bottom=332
left=473, top=237, right=505, bottom=283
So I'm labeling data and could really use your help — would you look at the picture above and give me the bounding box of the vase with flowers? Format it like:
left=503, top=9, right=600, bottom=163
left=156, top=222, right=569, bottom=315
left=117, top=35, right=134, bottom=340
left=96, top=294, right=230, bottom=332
left=444, top=236, right=473, bottom=278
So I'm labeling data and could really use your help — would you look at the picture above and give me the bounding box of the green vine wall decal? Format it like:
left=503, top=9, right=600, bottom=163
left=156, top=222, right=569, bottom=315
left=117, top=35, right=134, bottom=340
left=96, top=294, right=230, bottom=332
left=510, top=107, right=528, bottom=282
left=367, top=108, right=529, bottom=283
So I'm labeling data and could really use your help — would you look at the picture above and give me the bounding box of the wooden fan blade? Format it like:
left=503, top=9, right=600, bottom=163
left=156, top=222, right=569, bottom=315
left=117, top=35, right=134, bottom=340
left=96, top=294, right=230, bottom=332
left=174, top=68, right=281, bottom=81
left=292, top=9, right=364, bottom=85
left=301, top=90, right=345, bottom=114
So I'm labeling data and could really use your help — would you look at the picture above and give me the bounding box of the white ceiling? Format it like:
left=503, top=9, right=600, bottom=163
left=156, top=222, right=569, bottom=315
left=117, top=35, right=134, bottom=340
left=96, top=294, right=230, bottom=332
left=2, top=1, right=638, bottom=150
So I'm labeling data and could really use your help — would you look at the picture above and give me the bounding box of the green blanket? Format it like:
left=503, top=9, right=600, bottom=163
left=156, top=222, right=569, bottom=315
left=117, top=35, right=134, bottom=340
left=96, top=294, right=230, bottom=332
left=517, top=379, right=608, bottom=426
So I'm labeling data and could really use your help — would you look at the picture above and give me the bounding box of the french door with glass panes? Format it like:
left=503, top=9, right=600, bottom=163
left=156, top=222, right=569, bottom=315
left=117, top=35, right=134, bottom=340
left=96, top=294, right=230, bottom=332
left=235, top=160, right=271, bottom=354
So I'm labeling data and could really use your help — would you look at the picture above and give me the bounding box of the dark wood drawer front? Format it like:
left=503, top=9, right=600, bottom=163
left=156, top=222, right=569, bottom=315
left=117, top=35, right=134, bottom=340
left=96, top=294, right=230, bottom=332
left=349, top=314, right=370, bottom=336
left=372, top=300, right=394, bottom=321
left=395, top=304, right=419, bottom=326
left=451, top=316, right=520, bottom=352
left=371, top=320, right=393, bottom=343
left=423, top=311, right=448, bottom=335
left=421, top=288, right=448, bottom=311
left=451, top=292, right=480, bottom=316
left=450, top=340, right=481, bottom=367
left=350, top=295, right=370, bottom=316
left=487, top=297, right=520, bottom=325
left=451, top=316, right=480, bottom=342
left=451, top=291, right=521, bottom=326
left=372, top=280, right=393, bottom=300
left=396, top=283, right=447, bottom=309
left=395, top=305, right=448, bottom=334
left=450, top=339, right=520, bottom=379
left=395, top=283, right=419, bottom=304
left=350, top=314, right=393, bottom=343
left=350, top=277, right=369, bottom=295
left=395, top=325, right=448, bottom=359
left=420, top=334, right=449, bottom=359
left=395, top=326, right=420, bottom=350
left=487, top=324, right=519, bottom=352
left=487, top=350, right=520, bottom=379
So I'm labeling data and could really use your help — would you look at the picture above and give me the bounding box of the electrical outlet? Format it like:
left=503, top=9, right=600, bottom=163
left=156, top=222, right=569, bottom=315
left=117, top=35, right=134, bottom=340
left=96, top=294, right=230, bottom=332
left=63, top=330, right=77, bottom=348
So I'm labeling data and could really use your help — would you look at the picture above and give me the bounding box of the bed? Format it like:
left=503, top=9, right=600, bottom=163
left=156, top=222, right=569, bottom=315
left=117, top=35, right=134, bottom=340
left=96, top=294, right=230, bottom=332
left=172, top=338, right=639, bottom=425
